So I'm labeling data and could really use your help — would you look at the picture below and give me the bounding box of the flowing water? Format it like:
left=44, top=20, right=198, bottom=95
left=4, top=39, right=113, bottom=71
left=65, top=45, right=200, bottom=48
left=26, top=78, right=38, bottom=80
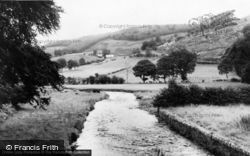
left=77, top=92, right=211, bottom=156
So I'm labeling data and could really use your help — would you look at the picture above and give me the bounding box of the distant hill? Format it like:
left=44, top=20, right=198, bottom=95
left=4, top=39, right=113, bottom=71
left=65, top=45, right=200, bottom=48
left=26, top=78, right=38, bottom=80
left=44, top=24, right=191, bottom=55
left=45, top=15, right=250, bottom=63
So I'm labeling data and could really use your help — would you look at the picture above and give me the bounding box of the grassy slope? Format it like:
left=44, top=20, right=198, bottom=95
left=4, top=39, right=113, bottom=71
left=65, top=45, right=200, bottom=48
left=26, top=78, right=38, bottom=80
left=45, top=16, right=250, bottom=62
left=0, top=89, right=106, bottom=149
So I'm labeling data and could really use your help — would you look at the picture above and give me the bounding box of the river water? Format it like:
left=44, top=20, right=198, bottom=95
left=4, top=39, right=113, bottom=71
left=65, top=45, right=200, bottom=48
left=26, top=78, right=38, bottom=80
left=77, top=92, right=211, bottom=156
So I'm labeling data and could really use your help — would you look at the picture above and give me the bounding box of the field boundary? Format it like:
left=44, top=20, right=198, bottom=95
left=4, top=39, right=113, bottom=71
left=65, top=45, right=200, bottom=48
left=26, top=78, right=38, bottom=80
left=158, top=109, right=250, bottom=156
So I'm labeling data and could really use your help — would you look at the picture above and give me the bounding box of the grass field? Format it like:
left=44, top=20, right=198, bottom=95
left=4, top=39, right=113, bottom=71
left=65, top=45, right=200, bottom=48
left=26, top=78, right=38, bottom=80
left=62, top=57, right=158, bottom=78
left=169, top=105, right=250, bottom=150
left=0, top=89, right=106, bottom=149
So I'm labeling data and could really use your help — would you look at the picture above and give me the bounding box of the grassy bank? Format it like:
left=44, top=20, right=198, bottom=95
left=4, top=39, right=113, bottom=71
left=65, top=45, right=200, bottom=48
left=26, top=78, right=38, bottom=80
left=0, top=89, right=107, bottom=149
left=169, top=105, right=250, bottom=150
left=136, top=88, right=250, bottom=152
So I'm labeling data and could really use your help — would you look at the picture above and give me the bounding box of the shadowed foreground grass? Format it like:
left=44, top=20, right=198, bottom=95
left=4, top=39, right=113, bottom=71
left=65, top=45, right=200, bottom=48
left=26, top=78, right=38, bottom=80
left=0, top=89, right=107, bottom=149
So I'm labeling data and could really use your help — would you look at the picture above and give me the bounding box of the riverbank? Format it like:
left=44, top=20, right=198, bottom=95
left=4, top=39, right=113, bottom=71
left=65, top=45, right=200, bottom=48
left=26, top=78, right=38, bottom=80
left=0, top=89, right=107, bottom=149
left=135, top=91, right=250, bottom=155
left=65, top=81, right=249, bottom=92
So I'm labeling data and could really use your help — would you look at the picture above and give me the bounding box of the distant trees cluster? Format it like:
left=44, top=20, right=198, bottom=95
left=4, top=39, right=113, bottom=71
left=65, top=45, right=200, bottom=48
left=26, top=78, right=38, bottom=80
left=56, top=58, right=86, bottom=70
left=218, top=24, right=250, bottom=83
left=54, top=49, right=79, bottom=57
left=86, top=74, right=125, bottom=84
left=141, top=36, right=164, bottom=51
left=133, top=46, right=197, bottom=83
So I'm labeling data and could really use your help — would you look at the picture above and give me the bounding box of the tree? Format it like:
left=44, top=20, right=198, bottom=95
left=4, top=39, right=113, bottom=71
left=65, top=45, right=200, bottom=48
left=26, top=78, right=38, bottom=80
left=156, top=56, right=176, bottom=83
left=56, top=58, right=67, bottom=69
left=218, top=25, right=250, bottom=83
left=242, top=63, right=250, bottom=83
left=79, top=58, right=86, bottom=65
left=242, top=24, right=250, bottom=39
left=168, top=46, right=197, bottom=81
left=132, top=60, right=156, bottom=83
left=218, top=58, right=233, bottom=78
left=132, top=48, right=142, bottom=57
left=145, top=48, right=152, bottom=57
left=141, top=40, right=157, bottom=51
left=67, top=60, right=79, bottom=70
left=102, top=49, right=110, bottom=58
left=0, top=1, right=63, bottom=108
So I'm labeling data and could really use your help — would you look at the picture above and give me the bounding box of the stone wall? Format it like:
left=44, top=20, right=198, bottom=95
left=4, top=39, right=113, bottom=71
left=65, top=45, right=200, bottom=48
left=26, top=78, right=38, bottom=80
left=158, top=110, right=250, bottom=156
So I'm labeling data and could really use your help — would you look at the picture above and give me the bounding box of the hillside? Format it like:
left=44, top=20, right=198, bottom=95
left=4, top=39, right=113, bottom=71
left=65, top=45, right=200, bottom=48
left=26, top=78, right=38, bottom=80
left=44, top=24, right=191, bottom=56
left=45, top=15, right=250, bottom=62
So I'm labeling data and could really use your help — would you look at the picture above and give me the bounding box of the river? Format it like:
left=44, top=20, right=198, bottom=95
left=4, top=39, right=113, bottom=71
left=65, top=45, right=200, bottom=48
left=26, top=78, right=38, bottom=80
left=76, top=92, right=211, bottom=156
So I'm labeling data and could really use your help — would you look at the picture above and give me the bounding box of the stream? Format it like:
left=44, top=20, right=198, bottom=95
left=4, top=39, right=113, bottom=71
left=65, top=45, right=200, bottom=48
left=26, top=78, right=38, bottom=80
left=76, top=92, right=211, bottom=156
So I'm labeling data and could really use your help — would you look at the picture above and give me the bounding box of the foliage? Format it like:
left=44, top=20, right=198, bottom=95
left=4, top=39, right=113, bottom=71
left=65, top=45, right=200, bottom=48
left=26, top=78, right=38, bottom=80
left=218, top=25, right=250, bottom=83
left=141, top=40, right=157, bottom=51
left=85, top=74, right=125, bottom=84
left=167, top=46, right=197, bottom=81
left=56, top=58, right=67, bottom=69
left=79, top=58, right=86, bottom=65
left=153, top=80, right=244, bottom=107
left=242, top=63, right=250, bottom=83
left=132, top=48, right=142, bottom=57
left=156, top=56, right=176, bottom=82
left=102, top=49, right=111, bottom=58
left=242, top=24, right=250, bottom=39
left=218, top=58, right=233, bottom=78
left=67, top=60, right=79, bottom=70
left=0, top=1, right=64, bottom=108
left=132, top=59, right=156, bottom=83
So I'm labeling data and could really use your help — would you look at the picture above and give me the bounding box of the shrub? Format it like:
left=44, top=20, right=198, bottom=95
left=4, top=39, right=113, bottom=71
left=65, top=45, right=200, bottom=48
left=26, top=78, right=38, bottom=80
left=86, top=74, right=125, bottom=84
left=79, top=58, right=86, bottom=66
left=188, top=85, right=204, bottom=104
left=118, top=78, right=125, bottom=84
left=88, top=76, right=95, bottom=84
left=111, top=76, right=119, bottom=84
left=240, top=88, right=250, bottom=104
left=153, top=80, right=189, bottom=107
left=153, top=80, right=244, bottom=107
left=230, top=78, right=241, bottom=82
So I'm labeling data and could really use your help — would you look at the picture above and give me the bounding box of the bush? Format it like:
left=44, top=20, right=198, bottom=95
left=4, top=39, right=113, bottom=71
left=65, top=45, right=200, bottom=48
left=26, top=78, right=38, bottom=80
left=153, top=80, right=189, bottom=107
left=153, top=80, right=244, bottom=107
left=86, top=74, right=125, bottom=84
left=79, top=58, right=86, bottom=66
left=230, top=78, right=241, bottom=82
left=111, top=76, right=119, bottom=84
left=188, top=85, right=204, bottom=104
left=239, top=87, right=250, bottom=104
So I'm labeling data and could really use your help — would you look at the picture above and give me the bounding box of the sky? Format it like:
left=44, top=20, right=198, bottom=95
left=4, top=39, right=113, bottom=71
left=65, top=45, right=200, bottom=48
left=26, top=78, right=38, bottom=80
left=37, top=0, right=250, bottom=41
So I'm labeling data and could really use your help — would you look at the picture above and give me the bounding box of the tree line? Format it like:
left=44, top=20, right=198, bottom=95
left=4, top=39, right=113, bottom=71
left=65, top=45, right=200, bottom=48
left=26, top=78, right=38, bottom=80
left=132, top=46, right=197, bottom=83
left=56, top=58, right=85, bottom=70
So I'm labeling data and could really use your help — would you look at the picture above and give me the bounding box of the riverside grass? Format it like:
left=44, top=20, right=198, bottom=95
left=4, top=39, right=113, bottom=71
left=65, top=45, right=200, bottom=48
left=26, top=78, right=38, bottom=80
left=0, top=89, right=106, bottom=149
